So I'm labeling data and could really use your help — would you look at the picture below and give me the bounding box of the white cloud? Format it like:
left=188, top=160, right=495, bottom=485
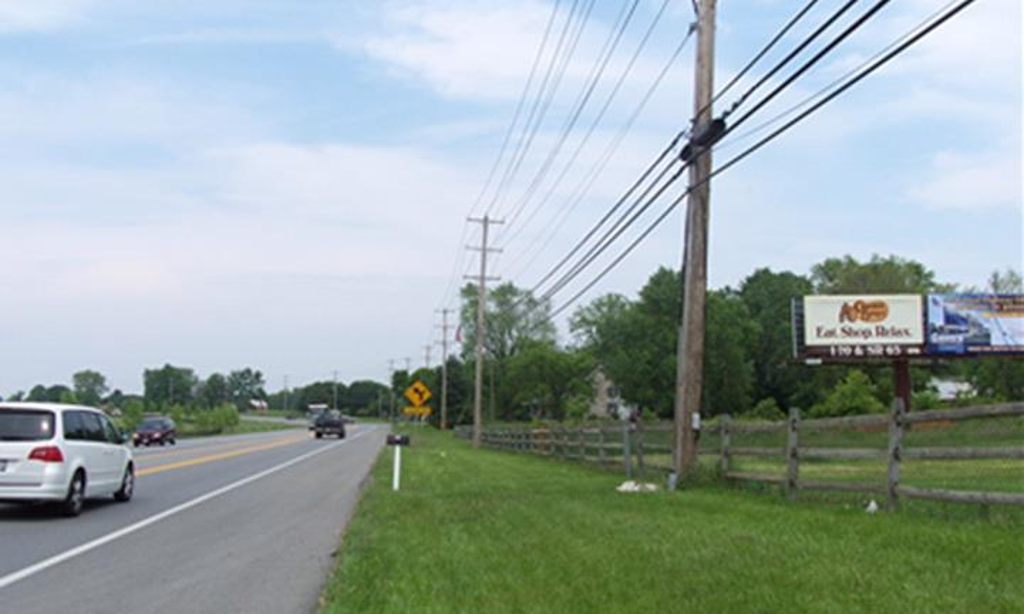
left=0, top=70, right=269, bottom=147
left=0, top=0, right=93, bottom=32
left=359, top=0, right=554, bottom=101
left=908, top=148, right=1022, bottom=211
left=356, top=0, right=690, bottom=105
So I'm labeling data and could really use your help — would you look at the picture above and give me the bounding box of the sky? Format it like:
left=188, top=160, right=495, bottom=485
left=0, top=0, right=1020, bottom=395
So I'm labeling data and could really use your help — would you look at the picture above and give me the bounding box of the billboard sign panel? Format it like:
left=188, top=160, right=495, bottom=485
left=926, top=294, right=1024, bottom=356
left=799, top=295, right=924, bottom=359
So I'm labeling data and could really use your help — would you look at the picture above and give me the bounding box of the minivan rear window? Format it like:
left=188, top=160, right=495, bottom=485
left=0, top=410, right=56, bottom=441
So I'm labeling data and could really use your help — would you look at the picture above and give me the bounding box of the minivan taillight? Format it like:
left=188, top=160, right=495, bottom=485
left=28, top=446, right=64, bottom=463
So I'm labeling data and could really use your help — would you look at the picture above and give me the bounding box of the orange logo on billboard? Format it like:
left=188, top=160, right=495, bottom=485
left=839, top=300, right=889, bottom=323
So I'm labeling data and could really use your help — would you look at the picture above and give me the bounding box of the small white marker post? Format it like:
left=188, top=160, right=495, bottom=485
left=392, top=444, right=401, bottom=491
left=388, top=433, right=408, bottom=491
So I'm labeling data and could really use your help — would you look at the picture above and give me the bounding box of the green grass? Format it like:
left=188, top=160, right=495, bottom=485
left=170, top=417, right=303, bottom=438
left=221, top=418, right=304, bottom=435
left=321, top=429, right=1023, bottom=614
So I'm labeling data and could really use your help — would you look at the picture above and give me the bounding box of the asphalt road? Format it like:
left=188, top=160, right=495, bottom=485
left=0, top=423, right=387, bottom=614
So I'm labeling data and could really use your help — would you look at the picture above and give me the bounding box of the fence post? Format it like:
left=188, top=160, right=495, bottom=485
left=560, top=428, right=568, bottom=460
left=576, top=426, right=584, bottom=461
left=720, top=414, right=731, bottom=475
left=635, top=419, right=645, bottom=476
left=786, top=407, right=800, bottom=501
left=598, top=427, right=607, bottom=464
left=887, top=398, right=905, bottom=511
left=622, top=422, right=632, bottom=479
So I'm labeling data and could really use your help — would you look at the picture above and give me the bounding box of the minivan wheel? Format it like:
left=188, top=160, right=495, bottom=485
left=61, top=471, right=86, bottom=517
left=114, top=465, right=134, bottom=502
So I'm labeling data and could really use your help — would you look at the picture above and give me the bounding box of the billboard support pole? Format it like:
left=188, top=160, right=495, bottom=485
left=893, top=359, right=912, bottom=413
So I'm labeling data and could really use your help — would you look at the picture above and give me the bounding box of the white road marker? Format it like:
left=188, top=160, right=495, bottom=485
left=0, top=426, right=380, bottom=591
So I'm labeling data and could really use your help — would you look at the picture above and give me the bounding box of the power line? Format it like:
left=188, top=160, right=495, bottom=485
left=496, top=0, right=645, bottom=227
left=717, top=0, right=964, bottom=156
left=484, top=0, right=596, bottom=217
left=531, top=0, right=897, bottom=310
left=436, top=2, right=565, bottom=315
left=538, top=153, right=688, bottom=302
left=466, top=0, right=565, bottom=221
left=723, top=0, right=892, bottom=136
left=500, top=25, right=696, bottom=281
left=525, top=132, right=685, bottom=298
left=704, top=0, right=820, bottom=114
left=720, top=0, right=860, bottom=122
left=499, top=0, right=690, bottom=254
left=506, top=0, right=856, bottom=292
left=542, top=0, right=977, bottom=320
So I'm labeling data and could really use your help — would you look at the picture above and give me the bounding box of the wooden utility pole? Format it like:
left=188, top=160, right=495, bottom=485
left=466, top=215, right=503, bottom=448
left=673, top=0, right=716, bottom=478
left=387, top=360, right=396, bottom=426
left=435, top=308, right=453, bottom=430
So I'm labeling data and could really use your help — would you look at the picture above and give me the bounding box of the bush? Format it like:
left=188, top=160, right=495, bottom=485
left=745, top=398, right=785, bottom=420
left=121, top=399, right=145, bottom=430
left=912, top=388, right=943, bottom=410
left=809, top=370, right=885, bottom=417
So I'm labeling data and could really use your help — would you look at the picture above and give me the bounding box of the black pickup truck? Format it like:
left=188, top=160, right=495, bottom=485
left=313, top=410, right=346, bottom=439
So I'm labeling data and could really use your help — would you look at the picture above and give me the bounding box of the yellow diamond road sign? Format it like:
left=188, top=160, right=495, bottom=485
left=404, top=380, right=432, bottom=407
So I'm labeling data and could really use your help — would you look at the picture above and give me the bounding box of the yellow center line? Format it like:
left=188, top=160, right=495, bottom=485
left=136, top=434, right=311, bottom=477
left=135, top=433, right=303, bottom=462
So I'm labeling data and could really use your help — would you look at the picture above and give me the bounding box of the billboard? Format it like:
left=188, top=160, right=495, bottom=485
left=926, top=294, right=1024, bottom=356
left=794, top=295, right=925, bottom=360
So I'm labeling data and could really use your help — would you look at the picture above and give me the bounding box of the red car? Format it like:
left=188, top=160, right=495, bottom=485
left=133, top=417, right=177, bottom=447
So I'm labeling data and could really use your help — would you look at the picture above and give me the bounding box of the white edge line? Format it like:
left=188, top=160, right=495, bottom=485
left=0, top=426, right=381, bottom=591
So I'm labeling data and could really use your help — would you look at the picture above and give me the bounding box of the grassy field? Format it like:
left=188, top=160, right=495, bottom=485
left=320, top=428, right=1023, bottom=614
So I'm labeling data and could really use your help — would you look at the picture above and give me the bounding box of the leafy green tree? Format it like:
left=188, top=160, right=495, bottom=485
left=703, top=290, right=759, bottom=416
left=810, top=370, right=885, bottom=417
left=570, top=293, right=631, bottom=356
left=200, top=373, right=230, bottom=408
left=985, top=268, right=1023, bottom=294
left=459, top=282, right=556, bottom=362
left=121, top=398, right=145, bottom=429
left=573, top=269, right=759, bottom=418
left=143, top=365, right=198, bottom=407
left=227, top=368, right=267, bottom=411
left=26, top=385, right=48, bottom=402
left=47, top=385, right=74, bottom=403
left=72, top=370, right=108, bottom=407
left=345, top=380, right=390, bottom=415
left=105, top=389, right=125, bottom=408
left=295, top=381, right=337, bottom=410
left=390, top=369, right=411, bottom=400
left=810, top=254, right=948, bottom=294
left=505, top=340, right=592, bottom=421
left=738, top=268, right=813, bottom=408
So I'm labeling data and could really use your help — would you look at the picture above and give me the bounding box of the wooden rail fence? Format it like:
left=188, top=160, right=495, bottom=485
left=454, top=402, right=1024, bottom=509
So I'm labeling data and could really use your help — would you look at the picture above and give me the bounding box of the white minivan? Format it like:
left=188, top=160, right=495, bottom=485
left=0, top=402, right=134, bottom=516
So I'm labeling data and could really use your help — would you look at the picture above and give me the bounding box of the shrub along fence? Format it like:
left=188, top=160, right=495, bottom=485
left=454, top=402, right=1024, bottom=510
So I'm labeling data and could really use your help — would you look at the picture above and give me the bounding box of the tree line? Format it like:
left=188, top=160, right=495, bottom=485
left=1, top=365, right=393, bottom=423
left=404, top=255, right=1022, bottom=425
